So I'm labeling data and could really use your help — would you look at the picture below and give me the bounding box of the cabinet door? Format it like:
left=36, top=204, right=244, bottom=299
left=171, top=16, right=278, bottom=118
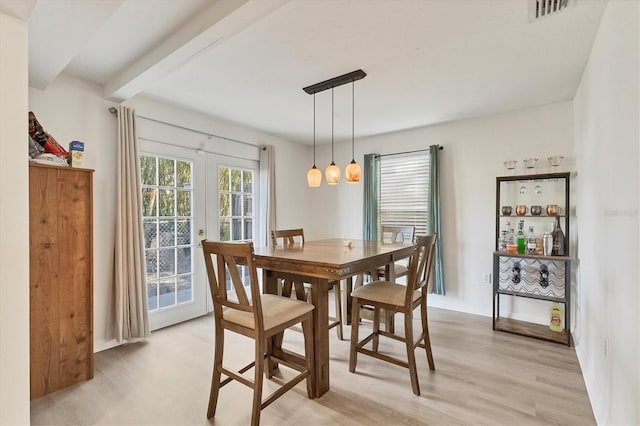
left=29, top=165, right=93, bottom=399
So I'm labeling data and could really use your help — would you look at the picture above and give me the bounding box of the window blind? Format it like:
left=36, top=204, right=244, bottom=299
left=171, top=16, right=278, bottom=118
left=379, top=153, right=430, bottom=237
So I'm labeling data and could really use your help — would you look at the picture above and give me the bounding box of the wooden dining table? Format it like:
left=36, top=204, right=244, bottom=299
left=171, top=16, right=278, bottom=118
left=253, top=238, right=414, bottom=397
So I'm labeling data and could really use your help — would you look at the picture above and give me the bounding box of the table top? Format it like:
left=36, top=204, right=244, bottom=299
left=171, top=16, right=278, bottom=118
left=254, top=238, right=414, bottom=280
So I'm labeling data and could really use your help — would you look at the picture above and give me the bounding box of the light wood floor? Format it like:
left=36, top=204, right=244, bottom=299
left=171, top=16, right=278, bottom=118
left=31, top=305, right=595, bottom=425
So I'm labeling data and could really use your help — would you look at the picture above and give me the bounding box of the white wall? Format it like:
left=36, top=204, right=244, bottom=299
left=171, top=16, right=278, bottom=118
left=312, top=101, right=574, bottom=320
left=29, top=74, right=119, bottom=351
left=572, top=1, right=639, bottom=424
left=0, top=12, right=30, bottom=425
left=29, top=74, right=312, bottom=351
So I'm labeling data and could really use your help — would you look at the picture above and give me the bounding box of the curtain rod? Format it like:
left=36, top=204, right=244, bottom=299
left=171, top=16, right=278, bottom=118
left=375, top=146, right=443, bottom=158
left=109, top=107, right=258, bottom=149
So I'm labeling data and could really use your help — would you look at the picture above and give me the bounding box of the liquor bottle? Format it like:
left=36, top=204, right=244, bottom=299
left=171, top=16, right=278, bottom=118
left=552, top=215, right=565, bottom=256
left=516, top=220, right=526, bottom=254
left=550, top=303, right=563, bottom=332
left=498, top=230, right=507, bottom=251
left=526, top=226, right=536, bottom=255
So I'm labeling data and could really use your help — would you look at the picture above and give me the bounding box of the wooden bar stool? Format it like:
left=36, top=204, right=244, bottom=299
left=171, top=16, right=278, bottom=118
left=202, top=240, right=315, bottom=426
left=349, top=234, right=437, bottom=396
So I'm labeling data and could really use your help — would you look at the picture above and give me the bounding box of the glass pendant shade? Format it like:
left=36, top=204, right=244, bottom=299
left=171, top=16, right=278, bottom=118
left=307, top=165, right=322, bottom=187
left=345, top=160, right=361, bottom=183
left=325, top=162, right=341, bottom=185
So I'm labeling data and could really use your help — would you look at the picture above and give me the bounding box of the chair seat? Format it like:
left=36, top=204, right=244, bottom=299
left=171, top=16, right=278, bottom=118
left=224, top=294, right=314, bottom=332
left=351, top=281, right=421, bottom=310
left=375, top=263, right=408, bottom=277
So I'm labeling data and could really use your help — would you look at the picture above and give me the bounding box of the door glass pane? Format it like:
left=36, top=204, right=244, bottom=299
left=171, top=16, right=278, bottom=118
left=177, top=247, right=191, bottom=274
left=158, top=158, right=175, bottom=187
left=141, top=154, right=195, bottom=313
left=176, top=219, right=191, bottom=245
left=220, top=218, right=230, bottom=241
left=143, top=220, right=157, bottom=249
left=141, top=189, right=157, bottom=216
left=231, top=194, right=241, bottom=215
left=177, top=274, right=192, bottom=303
left=176, top=190, right=191, bottom=216
left=244, top=219, right=253, bottom=240
left=219, top=167, right=229, bottom=191
left=158, top=219, right=175, bottom=247
left=219, top=193, right=229, bottom=216
left=231, top=169, right=241, bottom=191
left=158, top=248, right=176, bottom=275
left=159, top=276, right=177, bottom=308
left=140, top=155, right=157, bottom=185
left=159, top=189, right=175, bottom=216
left=243, top=171, right=252, bottom=192
left=147, top=281, right=158, bottom=311
left=177, top=161, right=191, bottom=187
left=244, top=196, right=252, bottom=216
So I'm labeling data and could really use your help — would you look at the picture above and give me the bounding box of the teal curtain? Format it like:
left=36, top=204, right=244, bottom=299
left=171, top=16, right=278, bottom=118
left=363, top=153, right=379, bottom=241
left=428, top=145, right=445, bottom=295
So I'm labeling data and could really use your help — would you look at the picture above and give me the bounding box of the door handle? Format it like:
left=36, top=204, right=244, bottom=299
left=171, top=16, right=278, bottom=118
left=197, top=229, right=205, bottom=247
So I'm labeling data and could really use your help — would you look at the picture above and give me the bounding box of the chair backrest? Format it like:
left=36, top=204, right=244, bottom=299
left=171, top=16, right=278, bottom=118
left=381, top=225, right=415, bottom=244
left=201, top=240, right=264, bottom=331
left=271, top=228, right=305, bottom=247
left=405, top=234, right=437, bottom=306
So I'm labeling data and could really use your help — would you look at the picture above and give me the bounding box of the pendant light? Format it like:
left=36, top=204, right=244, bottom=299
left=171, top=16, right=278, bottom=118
left=325, top=87, right=341, bottom=185
left=345, top=80, right=361, bottom=183
left=307, top=93, right=322, bottom=187
left=302, top=69, right=366, bottom=186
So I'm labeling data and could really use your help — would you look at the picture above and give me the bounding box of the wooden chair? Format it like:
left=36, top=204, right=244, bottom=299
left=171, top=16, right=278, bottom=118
left=376, top=225, right=416, bottom=280
left=354, top=225, right=416, bottom=332
left=202, top=240, right=315, bottom=426
left=349, top=234, right=437, bottom=396
left=271, top=229, right=344, bottom=340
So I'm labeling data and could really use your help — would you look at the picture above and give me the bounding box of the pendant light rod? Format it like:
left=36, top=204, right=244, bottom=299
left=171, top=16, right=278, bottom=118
left=303, top=69, right=366, bottom=95
left=351, top=80, right=355, bottom=160
left=313, top=93, right=316, bottom=166
left=331, top=87, right=334, bottom=162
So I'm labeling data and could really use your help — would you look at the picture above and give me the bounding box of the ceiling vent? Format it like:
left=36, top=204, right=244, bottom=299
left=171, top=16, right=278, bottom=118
left=529, top=0, right=573, bottom=22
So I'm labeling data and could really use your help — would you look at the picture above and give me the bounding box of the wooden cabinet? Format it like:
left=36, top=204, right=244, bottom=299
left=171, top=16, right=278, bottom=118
left=29, top=164, right=94, bottom=399
left=492, top=172, right=571, bottom=346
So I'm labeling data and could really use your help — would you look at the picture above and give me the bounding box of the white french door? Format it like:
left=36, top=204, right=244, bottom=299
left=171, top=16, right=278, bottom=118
left=139, top=140, right=207, bottom=330
left=139, top=139, right=261, bottom=328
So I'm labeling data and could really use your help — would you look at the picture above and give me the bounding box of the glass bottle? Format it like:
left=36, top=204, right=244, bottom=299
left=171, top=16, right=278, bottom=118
left=526, top=226, right=537, bottom=255
left=516, top=220, right=526, bottom=254
left=498, top=230, right=507, bottom=251
left=552, top=215, right=565, bottom=256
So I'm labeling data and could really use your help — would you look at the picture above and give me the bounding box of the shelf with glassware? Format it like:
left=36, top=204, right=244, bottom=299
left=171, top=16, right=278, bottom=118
left=492, top=171, right=571, bottom=346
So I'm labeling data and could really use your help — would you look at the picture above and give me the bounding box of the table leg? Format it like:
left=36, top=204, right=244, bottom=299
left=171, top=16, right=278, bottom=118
left=309, top=277, right=330, bottom=397
left=263, top=269, right=280, bottom=377
left=345, top=276, right=354, bottom=325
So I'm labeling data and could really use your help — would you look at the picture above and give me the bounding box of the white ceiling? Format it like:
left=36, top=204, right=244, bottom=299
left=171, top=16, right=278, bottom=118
left=7, top=0, right=607, bottom=144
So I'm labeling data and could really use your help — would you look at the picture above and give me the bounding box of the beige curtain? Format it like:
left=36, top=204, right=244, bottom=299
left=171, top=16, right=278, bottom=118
left=259, top=145, right=276, bottom=247
left=114, top=105, right=150, bottom=341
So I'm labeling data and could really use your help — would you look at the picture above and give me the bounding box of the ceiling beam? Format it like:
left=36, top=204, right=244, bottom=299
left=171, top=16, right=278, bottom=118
left=103, top=0, right=289, bottom=101
left=28, top=0, right=124, bottom=90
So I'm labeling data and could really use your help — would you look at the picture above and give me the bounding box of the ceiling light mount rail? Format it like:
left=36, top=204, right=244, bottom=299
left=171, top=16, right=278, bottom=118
left=303, top=69, right=366, bottom=95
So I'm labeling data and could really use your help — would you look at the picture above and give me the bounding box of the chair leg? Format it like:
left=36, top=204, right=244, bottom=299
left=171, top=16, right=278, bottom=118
left=372, top=307, right=381, bottom=352
left=404, top=311, right=420, bottom=396
left=349, top=297, right=361, bottom=373
left=301, top=312, right=316, bottom=399
left=333, top=280, right=343, bottom=340
left=421, top=298, right=435, bottom=370
left=207, top=325, right=224, bottom=419
left=251, top=335, right=265, bottom=426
